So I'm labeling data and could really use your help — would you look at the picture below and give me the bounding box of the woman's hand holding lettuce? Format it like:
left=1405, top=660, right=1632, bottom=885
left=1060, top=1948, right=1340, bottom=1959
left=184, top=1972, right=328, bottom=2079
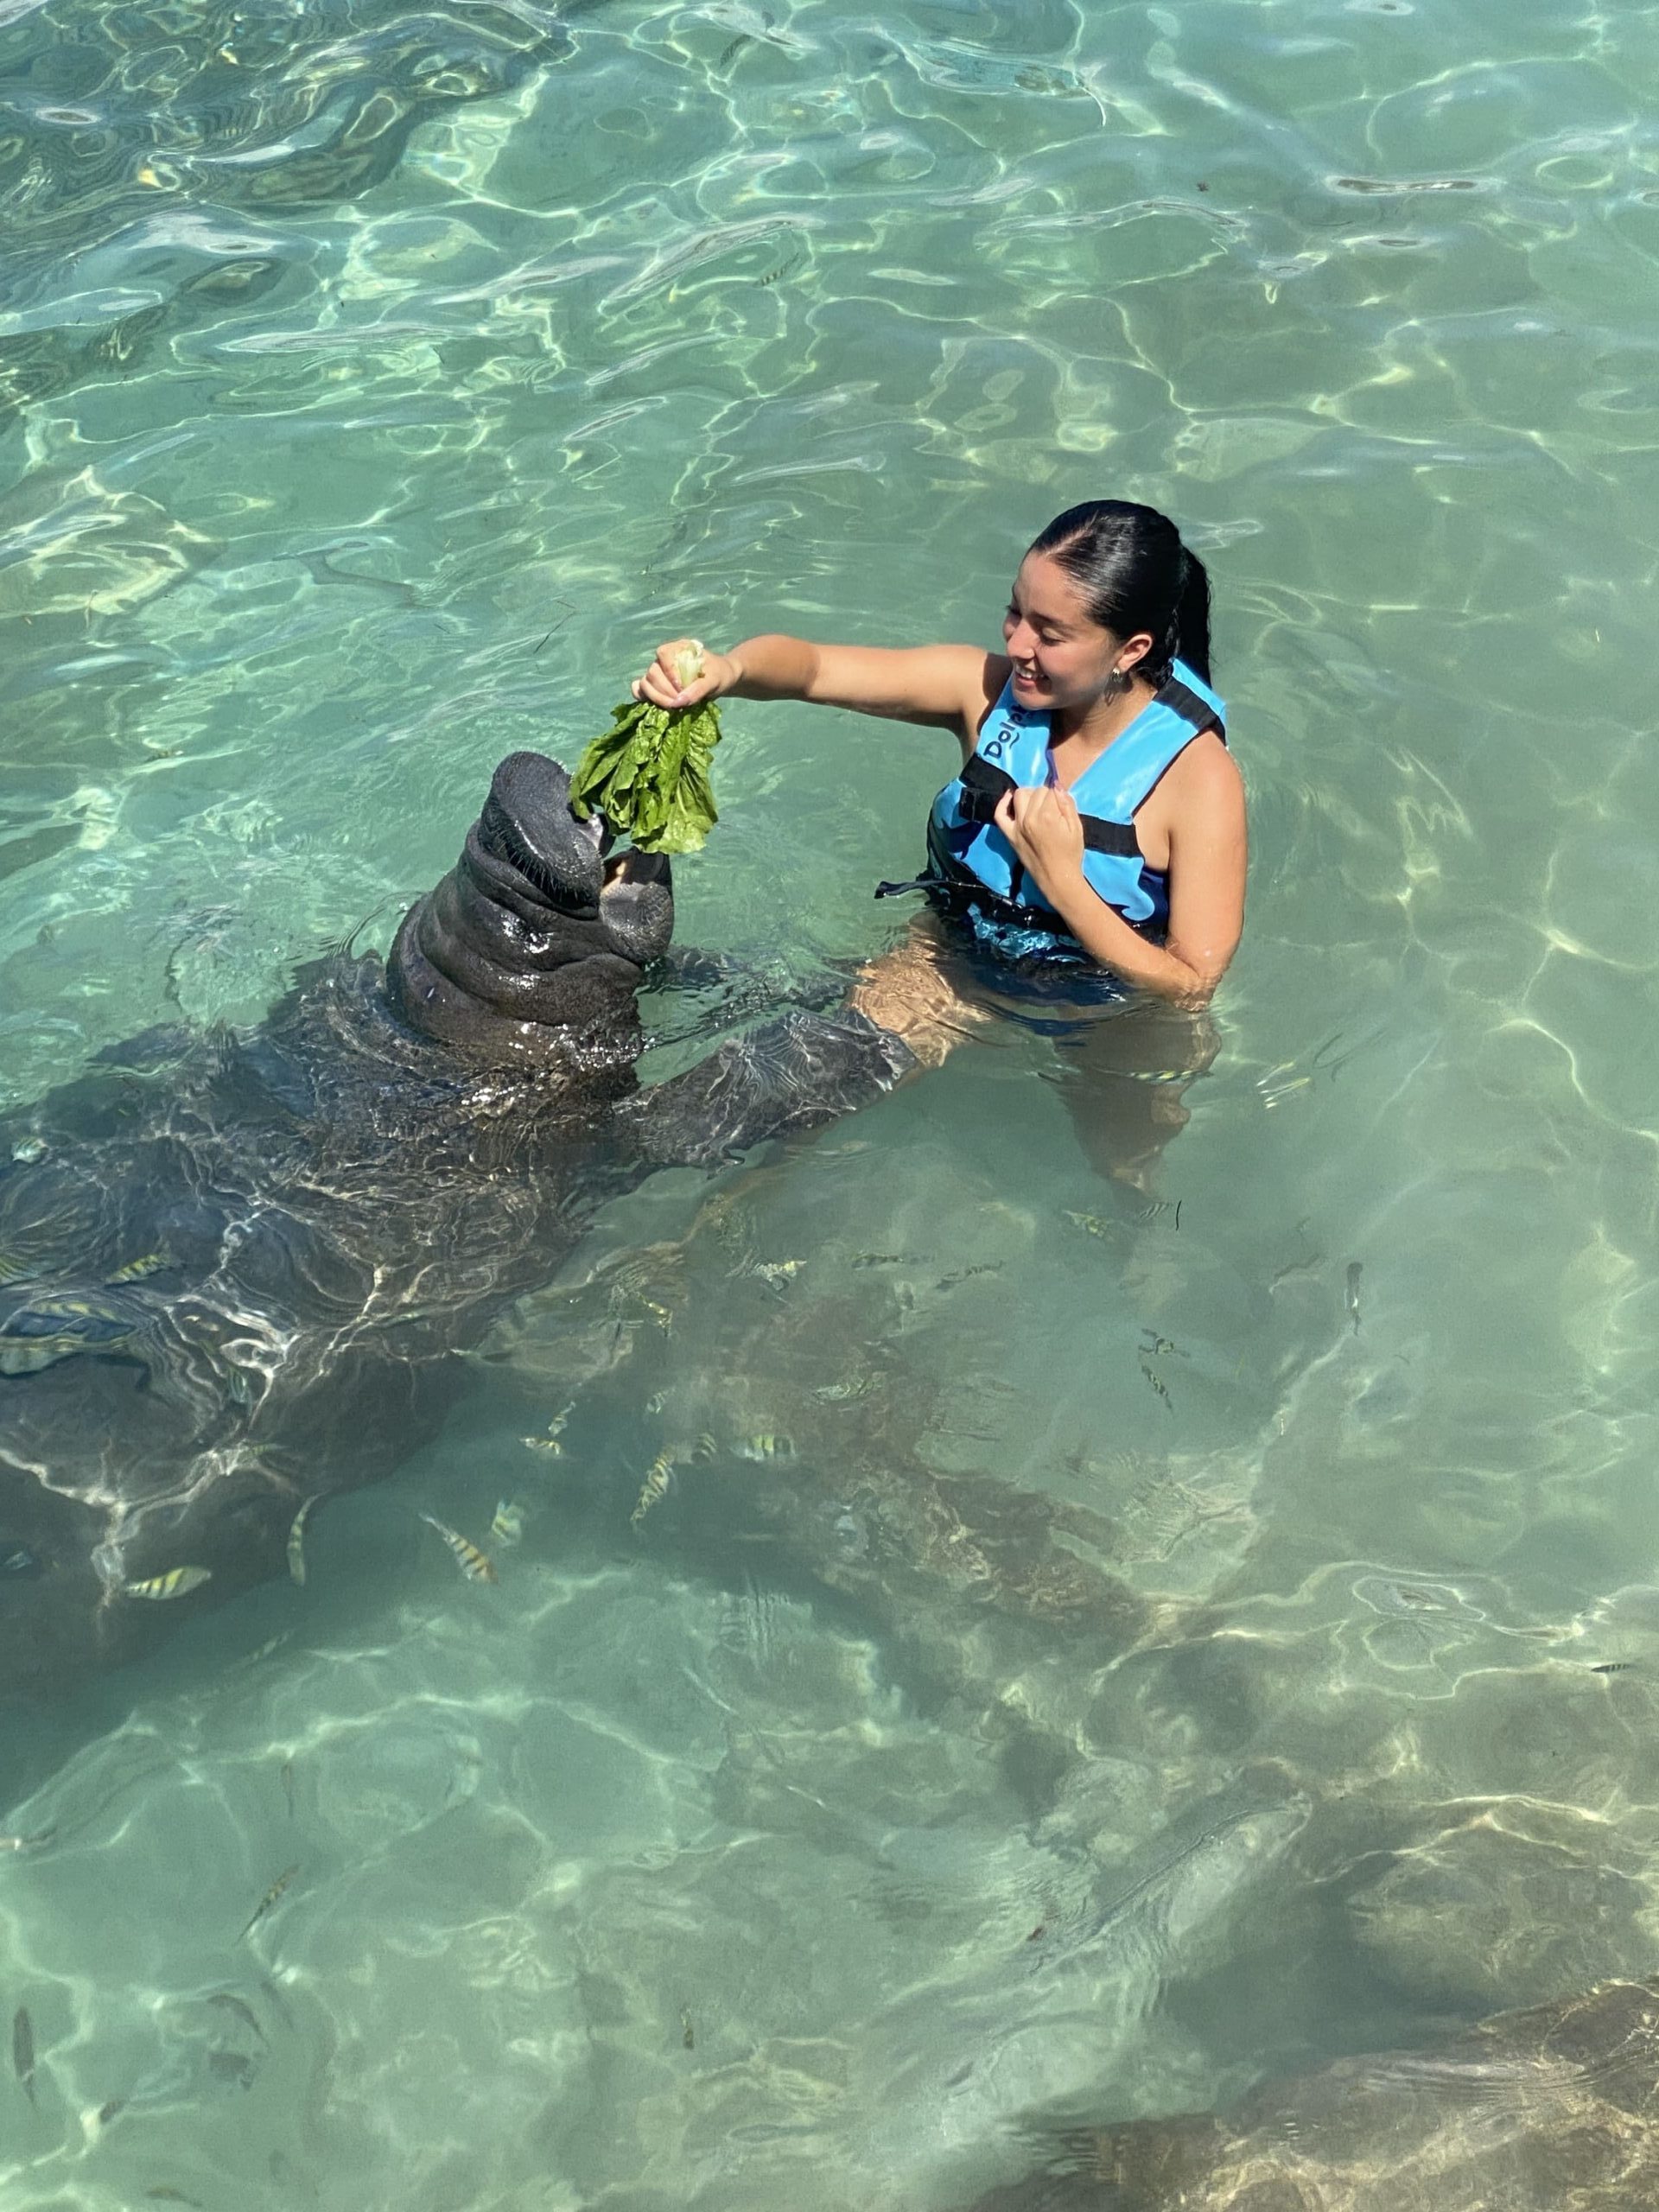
left=571, top=640, right=732, bottom=857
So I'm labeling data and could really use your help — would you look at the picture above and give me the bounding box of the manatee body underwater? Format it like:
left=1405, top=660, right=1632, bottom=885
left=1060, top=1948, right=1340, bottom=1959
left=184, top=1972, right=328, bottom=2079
left=0, top=752, right=911, bottom=1697
left=962, top=1974, right=1659, bottom=2212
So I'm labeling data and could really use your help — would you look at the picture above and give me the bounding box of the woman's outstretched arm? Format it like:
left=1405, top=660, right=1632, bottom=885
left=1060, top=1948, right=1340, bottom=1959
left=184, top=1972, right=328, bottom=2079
left=632, top=633, right=1000, bottom=741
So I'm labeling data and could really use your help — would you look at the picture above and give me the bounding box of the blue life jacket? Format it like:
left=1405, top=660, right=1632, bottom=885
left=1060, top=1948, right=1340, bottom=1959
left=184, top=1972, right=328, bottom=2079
left=877, top=658, right=1226, bottom=962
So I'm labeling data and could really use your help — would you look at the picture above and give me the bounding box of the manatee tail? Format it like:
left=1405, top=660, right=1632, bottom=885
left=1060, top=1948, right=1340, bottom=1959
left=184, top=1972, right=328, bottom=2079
left=620, top=1009, right=915, bottom=1170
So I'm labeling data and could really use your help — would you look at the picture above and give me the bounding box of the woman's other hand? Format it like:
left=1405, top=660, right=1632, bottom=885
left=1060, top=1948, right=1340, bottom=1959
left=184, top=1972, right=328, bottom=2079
left=630, top=638, right=736, bottom=710
left=993, top=784, right=1085, bottom=890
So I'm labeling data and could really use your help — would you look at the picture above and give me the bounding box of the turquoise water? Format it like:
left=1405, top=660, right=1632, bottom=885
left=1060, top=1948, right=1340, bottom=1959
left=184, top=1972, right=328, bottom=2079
left=5, top=0, right=1659, bottom=2203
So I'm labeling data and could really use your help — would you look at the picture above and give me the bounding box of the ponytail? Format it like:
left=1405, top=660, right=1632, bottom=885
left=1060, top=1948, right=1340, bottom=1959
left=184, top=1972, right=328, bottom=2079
left=1029, top=499, right=1212, bottom=686
left=1172, top=549, right=1212, bottom=685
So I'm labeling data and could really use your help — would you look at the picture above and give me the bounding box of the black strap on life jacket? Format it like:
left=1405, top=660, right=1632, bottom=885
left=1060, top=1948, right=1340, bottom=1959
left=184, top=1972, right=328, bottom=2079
left=874, top=675, right=1224, bottom=911
left=873, top=858, right=1078, bottom=934
left=952, top=754, right=1141, bottom=855
left=1160, top=676, right=1225, bottom=744
left=950, top=677, right=1224, bottom=843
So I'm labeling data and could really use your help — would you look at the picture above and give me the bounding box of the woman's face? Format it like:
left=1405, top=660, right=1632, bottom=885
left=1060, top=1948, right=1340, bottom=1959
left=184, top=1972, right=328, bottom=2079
left=1002, top=551, right=1152, bottom=710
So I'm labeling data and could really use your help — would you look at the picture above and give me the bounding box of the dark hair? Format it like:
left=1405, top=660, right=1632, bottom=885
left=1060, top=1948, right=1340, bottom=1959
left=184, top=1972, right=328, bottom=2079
left=1027, top=500, right=1211, bottom=686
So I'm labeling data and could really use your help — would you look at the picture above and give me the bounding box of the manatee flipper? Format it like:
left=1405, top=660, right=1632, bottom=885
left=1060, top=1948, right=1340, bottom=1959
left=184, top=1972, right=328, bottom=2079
left=623, top=1009, right=915, bottom=1169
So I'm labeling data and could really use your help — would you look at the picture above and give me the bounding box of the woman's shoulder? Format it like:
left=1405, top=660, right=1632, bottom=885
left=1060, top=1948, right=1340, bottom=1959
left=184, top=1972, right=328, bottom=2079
left=971, top=652, right=1015, bottom=734
left=1163, top=727, right=1245, bottom=825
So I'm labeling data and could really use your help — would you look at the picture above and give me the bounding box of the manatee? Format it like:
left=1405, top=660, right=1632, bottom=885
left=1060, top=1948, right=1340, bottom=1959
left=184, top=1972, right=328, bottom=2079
left=962, top=1974, right=1659, bottom=2211
left=0, top=751, right=911, bottom=1697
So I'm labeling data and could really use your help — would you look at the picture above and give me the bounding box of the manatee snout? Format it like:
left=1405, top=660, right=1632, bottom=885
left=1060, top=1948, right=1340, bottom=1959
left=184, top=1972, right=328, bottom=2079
left=389, top=750, right=673, bottom=1062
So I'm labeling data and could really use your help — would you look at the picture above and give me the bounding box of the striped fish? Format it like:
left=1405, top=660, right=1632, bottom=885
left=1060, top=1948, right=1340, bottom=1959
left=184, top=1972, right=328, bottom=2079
left=239, top=1862, right=299, bottom=1942
left=105, top=1251, right=168, bottom=1285
left=419, top=1513, right=498, bottom=1585
left=521, top=1398, right=575, bottom=1454
left=753, top=1259, right=804, bottom=1282
left=630, top=1451, right=677, bottom=1531
left=286, top=1497, right=318, bottom=1586
left=12, top=2005, right=34, bottom=2106
left=490, top=1498, right=526, bottom=1548
left=124, top=1565, right=212, bottom=1601
left=0, top=1297, right=136, bottom=1376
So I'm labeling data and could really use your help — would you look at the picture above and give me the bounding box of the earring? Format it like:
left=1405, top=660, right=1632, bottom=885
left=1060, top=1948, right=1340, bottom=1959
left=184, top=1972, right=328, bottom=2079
left=1109, top=664, right=1133, bottom=700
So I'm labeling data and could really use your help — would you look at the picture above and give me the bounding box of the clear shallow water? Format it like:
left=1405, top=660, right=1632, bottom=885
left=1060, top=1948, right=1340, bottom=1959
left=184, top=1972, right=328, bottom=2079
left=3, top=0, right=1659, bottom=2203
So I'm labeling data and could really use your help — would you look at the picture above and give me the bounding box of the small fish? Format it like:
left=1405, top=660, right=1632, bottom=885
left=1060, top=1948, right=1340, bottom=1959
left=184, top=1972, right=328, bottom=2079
left=692, top=1433, right=718, bottom=1460
left=105, top=1251, right=168, bottom=1285
left=523, top=1402, right=575, bottom=1452
left=10, top=1137, right=46, bottom=1165
left=0, top=1828, right=54, bottom=1853
left=144, top=2190, right=204, bottom=2207
left=641, top=1297, right=674, bottom=1332
left=1138, top=1363, right=1173, bottom=1413
left=631, top=1451, right=677, bottom=1530
left=1064, top=1211, right=1114, bottom=1238
left=644, top=1391, right=667, bottom=1415
left=419, top=1513, right=498, bottom=1584
left=935, top=1263, right=1002, bottom=1291
left=123, top=1566, right=212, bottom=1601
left=753, top=1259, right=804, bottom=1283
left=0, top=1338, right=80, bottom=1377
left=851, top=1251, right=918, bottom=1268
left=279, top=1759, right=295, bottom=1817
left=2, top=1547, right=38, bottom=1576
left=1139, top=1330, right=1190, bottom=1361
left=1026, top=1924, right=1047, bottom=1942
left=239, top=1864, right=299, bottom=1942
left=0, top=1296, right=138, bottom=1376
left=1345, top=1261, right=1363, bottom=1333
left=286, top=1496, right=317, bottom=1586
left=207, top=1992, right=268, bottom=2046
left=1592, top=1661, right=1634, bottom=1675
left=12, top=2004, right=34, bottom=2103
left=96, top=2095, right=125, bottom=2126
left=812, top=1376, right=872, bottom=1402
left=680, top=2008, right=696, bottom=2050
left=738, top=1433, right=794, bottom=1462
left=490, top=1498, right=526, bottom=1548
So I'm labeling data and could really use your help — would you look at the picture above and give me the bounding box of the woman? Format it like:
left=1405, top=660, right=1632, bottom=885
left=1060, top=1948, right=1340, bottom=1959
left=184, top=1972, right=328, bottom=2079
left=632, top=500, right=1245, bottom=1174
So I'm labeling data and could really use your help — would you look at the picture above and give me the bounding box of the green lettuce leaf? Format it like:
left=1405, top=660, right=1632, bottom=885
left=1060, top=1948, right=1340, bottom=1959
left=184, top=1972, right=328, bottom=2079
left=569, top=698, right=723, bottom=855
